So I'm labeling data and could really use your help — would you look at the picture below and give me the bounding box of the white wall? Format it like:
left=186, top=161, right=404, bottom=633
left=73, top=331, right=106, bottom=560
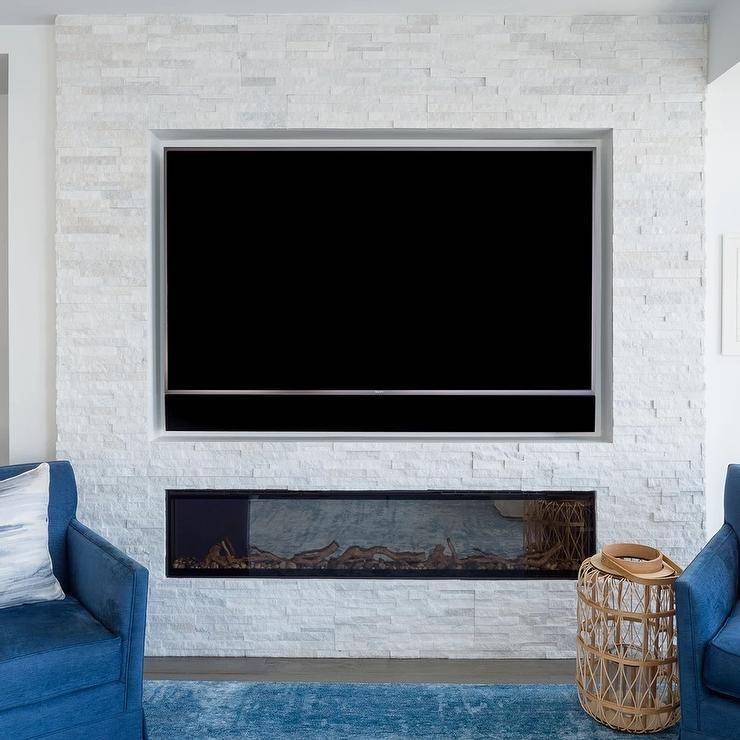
left=0, top=27, right=56, bottom=464
left=709, top=0, right=740, bottom=83
left=56, top=13, right=706, bottom=658
left=705, top=60, right=740, bottom=534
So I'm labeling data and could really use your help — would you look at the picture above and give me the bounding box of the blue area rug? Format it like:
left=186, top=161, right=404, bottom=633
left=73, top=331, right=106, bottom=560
left=143, top=681, right=680, bottom=739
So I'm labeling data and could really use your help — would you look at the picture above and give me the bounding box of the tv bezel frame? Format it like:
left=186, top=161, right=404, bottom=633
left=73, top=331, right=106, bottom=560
left=151, top=130, right=611, bottom=440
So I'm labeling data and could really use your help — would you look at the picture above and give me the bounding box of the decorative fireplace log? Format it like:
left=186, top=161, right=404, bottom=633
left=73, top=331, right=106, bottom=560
left=222, top=538, right=237, bottom=557
left=292, top=541, right=340, bottom=566
left=423, top=544, right=449, bottom=569
left=461, top=549, right=513, bottom=568
left=335, top=545, right=426, bottom=566
left=246, top=546, right=284, bottom=565
left=204, top=544, right=230, bottom=568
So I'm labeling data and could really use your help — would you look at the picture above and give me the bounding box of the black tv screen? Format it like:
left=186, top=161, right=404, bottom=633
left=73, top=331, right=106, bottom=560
left=164, top=147, right=596, bottom=433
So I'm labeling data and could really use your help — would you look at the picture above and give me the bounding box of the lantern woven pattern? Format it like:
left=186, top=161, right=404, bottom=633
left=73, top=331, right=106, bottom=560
left=576, top=560, right=679, bottom=733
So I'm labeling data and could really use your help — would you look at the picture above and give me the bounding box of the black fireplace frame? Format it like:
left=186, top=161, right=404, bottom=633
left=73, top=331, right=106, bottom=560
left=166, top=489, right=596, bottom=580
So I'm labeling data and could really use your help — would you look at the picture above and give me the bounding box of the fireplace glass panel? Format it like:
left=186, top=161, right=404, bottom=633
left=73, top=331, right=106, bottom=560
left=167, top=491, right=595, bottom=579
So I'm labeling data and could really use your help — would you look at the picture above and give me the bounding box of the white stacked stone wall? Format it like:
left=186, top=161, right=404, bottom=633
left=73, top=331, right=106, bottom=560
left=55, top=13, right=706, bottom=657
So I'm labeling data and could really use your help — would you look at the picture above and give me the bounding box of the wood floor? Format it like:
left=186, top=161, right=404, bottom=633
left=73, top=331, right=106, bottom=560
left=145, top=657, right=575, bottom=684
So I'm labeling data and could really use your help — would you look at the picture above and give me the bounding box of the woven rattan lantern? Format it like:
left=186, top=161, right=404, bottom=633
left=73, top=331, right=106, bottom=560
left=576, top=544, right=682, bottom=734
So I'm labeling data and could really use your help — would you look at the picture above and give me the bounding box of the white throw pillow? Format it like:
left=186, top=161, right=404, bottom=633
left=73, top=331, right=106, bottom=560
left=0, top=463, right=65, bottom=609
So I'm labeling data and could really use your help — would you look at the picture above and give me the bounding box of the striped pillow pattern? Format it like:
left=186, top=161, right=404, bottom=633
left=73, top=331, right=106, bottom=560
left=0, top=463, right=64, bottom=609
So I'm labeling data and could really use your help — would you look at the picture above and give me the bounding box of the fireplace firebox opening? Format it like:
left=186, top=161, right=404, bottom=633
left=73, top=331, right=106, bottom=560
left=166, top=490, right=595, bottom=579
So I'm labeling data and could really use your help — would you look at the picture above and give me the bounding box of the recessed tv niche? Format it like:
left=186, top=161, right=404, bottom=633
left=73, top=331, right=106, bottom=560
left=162, top=143, right=603, bottom=435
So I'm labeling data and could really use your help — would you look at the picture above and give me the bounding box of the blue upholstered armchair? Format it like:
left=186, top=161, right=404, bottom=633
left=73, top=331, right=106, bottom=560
left=0, top=461, right=149, bottom=739
left=676, top=465, right=740, bottom=740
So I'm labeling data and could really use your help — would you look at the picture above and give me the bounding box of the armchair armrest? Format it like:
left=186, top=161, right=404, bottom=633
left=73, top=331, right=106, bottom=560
left=66, top=519, right=149, bottom=712
left=676, top=523, right=739, bottom=733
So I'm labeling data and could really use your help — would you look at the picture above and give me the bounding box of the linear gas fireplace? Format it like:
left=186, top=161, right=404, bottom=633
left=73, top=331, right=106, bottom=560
left=166, top=491, right=595, bottom=579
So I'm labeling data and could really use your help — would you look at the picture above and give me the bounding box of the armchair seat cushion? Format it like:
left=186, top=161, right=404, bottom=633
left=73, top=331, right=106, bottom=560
left=704, top=599, right=740, bottom=699
left=0, top=596, right=122, bottom=712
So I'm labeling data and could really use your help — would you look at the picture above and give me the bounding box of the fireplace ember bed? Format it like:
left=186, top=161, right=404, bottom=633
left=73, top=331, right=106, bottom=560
left=167, top=491, right=595, bottom=579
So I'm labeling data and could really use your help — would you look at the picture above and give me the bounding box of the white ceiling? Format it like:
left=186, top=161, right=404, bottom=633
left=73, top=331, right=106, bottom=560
left=0, top=0, right=717, bottom=26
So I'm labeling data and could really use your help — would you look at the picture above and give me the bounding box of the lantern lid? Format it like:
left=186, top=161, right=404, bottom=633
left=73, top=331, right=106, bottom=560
left=589, top=543, right=682, bottom=583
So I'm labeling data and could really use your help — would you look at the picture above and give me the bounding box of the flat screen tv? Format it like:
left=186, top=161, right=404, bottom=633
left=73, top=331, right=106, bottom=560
left=163, top=145, right=600, bottom=434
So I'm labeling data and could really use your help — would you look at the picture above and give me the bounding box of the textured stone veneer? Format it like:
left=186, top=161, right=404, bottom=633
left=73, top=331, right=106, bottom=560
left=56, top=13, right=706, bottom=657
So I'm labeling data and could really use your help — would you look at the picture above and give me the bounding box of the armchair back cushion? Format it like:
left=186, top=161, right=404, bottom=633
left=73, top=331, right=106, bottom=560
left=0, top=461, right=77, bottom=591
